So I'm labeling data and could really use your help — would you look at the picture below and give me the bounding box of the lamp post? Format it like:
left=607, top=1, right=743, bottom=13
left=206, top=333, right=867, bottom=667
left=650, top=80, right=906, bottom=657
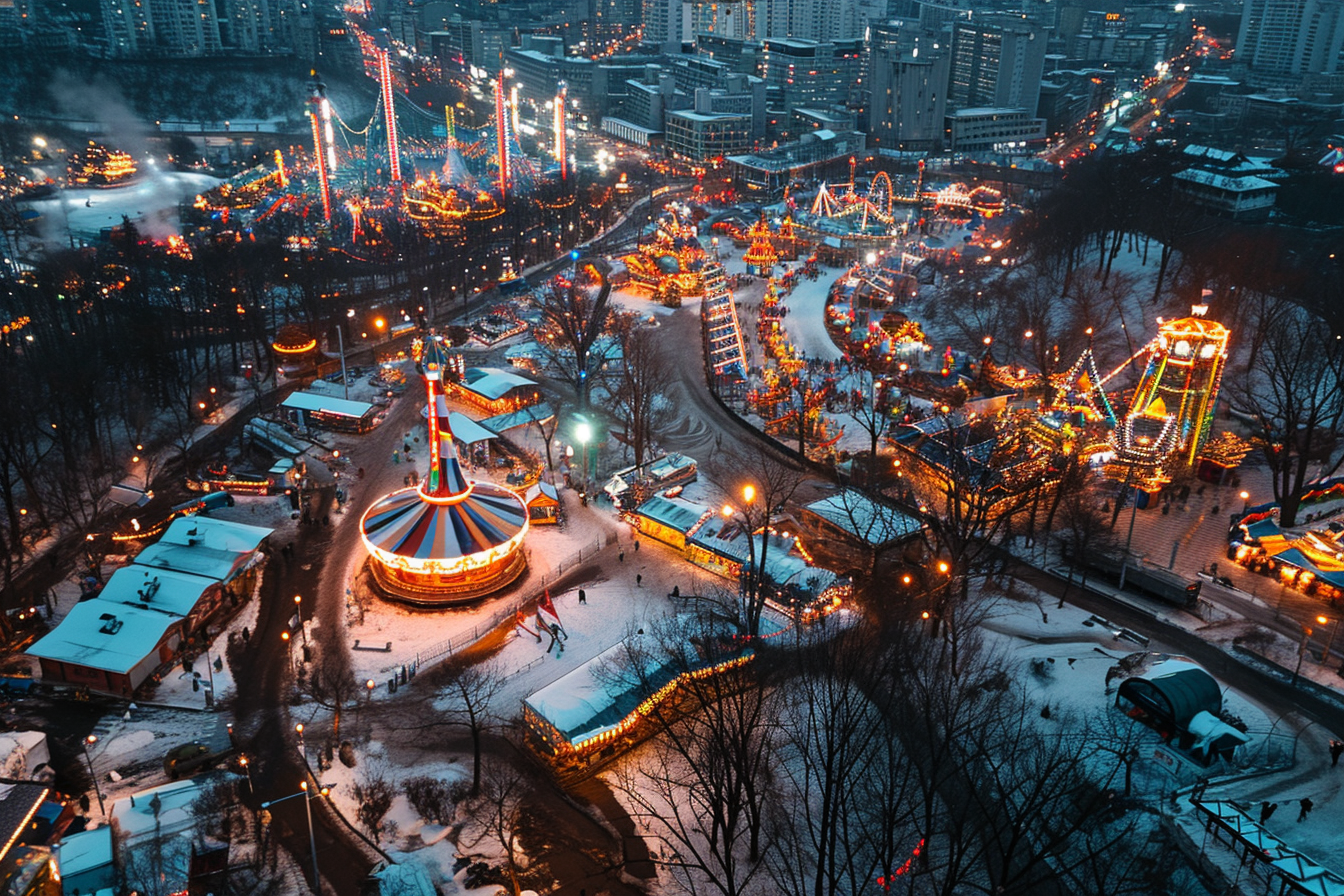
left=261, top=781, right=329, bottom=893
left=281, top=631, right=296, bottom=675
left=1240, top=490, right=1250, bottom=514
left=575, top=420, right=592, bottom=490
left=333, top=320, right=349, bottom=401
left=239, top=755, right=254, bottom=796
left=294, top=595, right=307, bottom=647
left=1319, top=615, right=1338, bottom=665
left=81, top=735, right=105, bottom=817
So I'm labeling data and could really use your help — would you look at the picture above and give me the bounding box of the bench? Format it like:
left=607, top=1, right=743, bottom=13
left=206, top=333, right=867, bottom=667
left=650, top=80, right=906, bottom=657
left=353, top=640, right=392, bottom=653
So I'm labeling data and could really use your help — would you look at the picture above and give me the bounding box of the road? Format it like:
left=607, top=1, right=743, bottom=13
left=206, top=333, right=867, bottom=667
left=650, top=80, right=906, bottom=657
left=229, top=379, right=426, bottom=895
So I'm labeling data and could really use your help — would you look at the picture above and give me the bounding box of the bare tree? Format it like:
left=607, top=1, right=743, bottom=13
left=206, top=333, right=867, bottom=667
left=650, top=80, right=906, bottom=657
left=463, top=758, right=533, bottom=896
left=605, top=312, right=673, bottom=468
left=766, top=626, right=920, bottom=896
left=1228, top=300, right=1344, bottom=526
left=708, top=445, right=809, bottom=638
left=438, top=657, right=506, bottom=795
left=300, top=642, right=358, bottom=742
left=352, top=766, right=396, bottom=844
left=612, top=616, right=777, bottom=896
left=535, top=258, right=614, bottom=411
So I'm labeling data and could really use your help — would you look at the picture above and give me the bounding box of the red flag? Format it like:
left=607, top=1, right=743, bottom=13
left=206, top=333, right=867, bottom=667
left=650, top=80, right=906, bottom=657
left=515, top=609, right=537, bottom=637
left=538, top=589, right=562, bottom=628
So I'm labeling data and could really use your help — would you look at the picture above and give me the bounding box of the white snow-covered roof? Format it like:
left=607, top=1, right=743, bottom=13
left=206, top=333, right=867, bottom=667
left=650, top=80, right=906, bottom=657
left=1186, top=710, right=1250, bottom=753
left=804, top=490, right=923, bottom=545
left=0, top=731, right=49, bottom=780
left=634, top=496, right=710, bottom=533
left=97, top=565, right=216, bottom=619
left=133, top=516, right=271, bottom=582
left=366, top=859, right=439, bottom=896
left=27, top=599, right=179, bottom=674
left=55, top=826, right=114, bottom=879
left=282, top=390, right=377, bottom=419
left=525, top=480, right=559, bottom=506
left=111, top=778, right=208, bottom=841
left=525, top=640, right=670, bottom=745
left=461, top=367, right=537, bottom=400
left=447, top=412, right=499, bottom=445
left=1174, top=168, right=1278, bottom=192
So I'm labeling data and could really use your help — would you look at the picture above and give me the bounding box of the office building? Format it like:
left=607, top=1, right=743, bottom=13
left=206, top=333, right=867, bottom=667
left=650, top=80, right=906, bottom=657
left=944, top=107, right=1046, bottom=151
left=1236, top=0, right=1344, bottom=75
left=948, top=17, right=1046, bottom=113
left=665, top=105, right=753, bottom=160
left=869, top=43, right=950, bottom=151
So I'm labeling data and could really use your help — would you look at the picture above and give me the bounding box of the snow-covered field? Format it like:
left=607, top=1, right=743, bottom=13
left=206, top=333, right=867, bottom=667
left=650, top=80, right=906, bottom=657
left=19, top=170, right=222, bottom=243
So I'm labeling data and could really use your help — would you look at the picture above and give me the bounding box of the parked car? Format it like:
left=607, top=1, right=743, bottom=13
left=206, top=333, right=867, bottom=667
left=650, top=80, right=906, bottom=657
left=163, top=742, right=230, bottom=779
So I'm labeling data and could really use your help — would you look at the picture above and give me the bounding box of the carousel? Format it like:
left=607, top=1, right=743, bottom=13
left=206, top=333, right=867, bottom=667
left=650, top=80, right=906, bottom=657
left=359, top=337, right=529, bottom=605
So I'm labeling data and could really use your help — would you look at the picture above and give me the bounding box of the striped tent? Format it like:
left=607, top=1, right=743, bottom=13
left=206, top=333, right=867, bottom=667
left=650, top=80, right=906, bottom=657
left=361, top=482, right=527, bottom=563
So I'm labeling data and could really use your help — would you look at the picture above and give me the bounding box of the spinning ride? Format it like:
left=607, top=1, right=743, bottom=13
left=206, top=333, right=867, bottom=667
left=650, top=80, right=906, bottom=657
left=360, top=337, right=529, bottom=605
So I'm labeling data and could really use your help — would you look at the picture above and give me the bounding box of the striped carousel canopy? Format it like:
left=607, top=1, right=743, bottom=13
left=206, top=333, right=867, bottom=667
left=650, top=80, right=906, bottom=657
left=361, top=481, right=527, bottom=564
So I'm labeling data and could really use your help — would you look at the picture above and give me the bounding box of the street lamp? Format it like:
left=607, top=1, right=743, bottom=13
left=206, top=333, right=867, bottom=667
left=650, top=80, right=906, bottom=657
left=261, top=781, right=330, bottom=893
left=294, top=595, right=308, bottom=646
left=239, top=755, right=254, bottom=796
left=81, top=735, right=105, bottom=817
left=1319, top=615, right=1338, bottom=665
left=1240, top=491, right=1250, bottom=513
left=575, top=421, right=592, bottom=487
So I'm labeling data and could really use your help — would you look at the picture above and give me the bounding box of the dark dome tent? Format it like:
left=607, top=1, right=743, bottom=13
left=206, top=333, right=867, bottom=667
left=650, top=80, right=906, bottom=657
left=1116, top=662, right=1222, bottom=739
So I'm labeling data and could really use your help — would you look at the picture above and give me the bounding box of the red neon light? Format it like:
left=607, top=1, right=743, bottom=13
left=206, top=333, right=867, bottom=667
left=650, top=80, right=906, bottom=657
left=309, top=111, right=332, bottom=222
left=495, top=75, right=510, bottom=198
left=379, top=49, right=402, bottom=183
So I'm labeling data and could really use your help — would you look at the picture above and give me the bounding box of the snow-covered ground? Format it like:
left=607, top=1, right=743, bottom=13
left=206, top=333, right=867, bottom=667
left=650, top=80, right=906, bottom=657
left=19, top=170, right=222, bottom=243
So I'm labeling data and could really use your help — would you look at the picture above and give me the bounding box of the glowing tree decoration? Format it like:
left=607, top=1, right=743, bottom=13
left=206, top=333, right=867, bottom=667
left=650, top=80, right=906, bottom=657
left=359, top=337, right=529, bottom=604
left=444, top=105, right=456, bottom=150
left=742, top=217, right=778, bottom=276
left=554, top=81, right=568, bottom=182
left=1113, top=305, right=1230, bottom=467
left=306, top=75, right=333, bottom=223
left=274, top=149, right=288, bottom=189
left=377, top=47, right=403, bottom=183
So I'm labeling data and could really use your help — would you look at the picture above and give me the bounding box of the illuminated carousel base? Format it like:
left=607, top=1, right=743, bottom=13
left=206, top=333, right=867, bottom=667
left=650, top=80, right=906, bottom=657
left=365, top=550, right=528, bottom=607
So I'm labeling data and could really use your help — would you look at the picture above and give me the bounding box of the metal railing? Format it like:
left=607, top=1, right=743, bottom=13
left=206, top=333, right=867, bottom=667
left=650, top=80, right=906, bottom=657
left=383, top=533, right=613, bottom=674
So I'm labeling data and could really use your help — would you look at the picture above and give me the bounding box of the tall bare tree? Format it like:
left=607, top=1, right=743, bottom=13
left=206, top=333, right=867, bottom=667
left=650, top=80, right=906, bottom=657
left=605, top=312, right=673, bottom=467
left=535, top=258, right=614, bottom=411
left=1228, top=300, right=1344, bottom=526
left=708, top=445, right=809, bottom=638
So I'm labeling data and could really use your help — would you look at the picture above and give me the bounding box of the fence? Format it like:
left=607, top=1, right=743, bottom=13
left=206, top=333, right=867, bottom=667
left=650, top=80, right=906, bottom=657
left=383, top=533, right=613, bottom=674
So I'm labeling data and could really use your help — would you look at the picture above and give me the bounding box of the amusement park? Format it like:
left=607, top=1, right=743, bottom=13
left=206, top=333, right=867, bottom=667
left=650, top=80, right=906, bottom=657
left=9, top=6, right=1344, bottom=896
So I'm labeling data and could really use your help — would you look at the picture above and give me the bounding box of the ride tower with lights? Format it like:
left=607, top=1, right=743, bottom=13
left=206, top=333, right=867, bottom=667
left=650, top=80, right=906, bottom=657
left=375, top=45, right=404, bottom=185
left=359, top=337, right=529, bottom=605
left=1112, top=303, right=1230, bottom=470
left=306, top=73, right=336, bottom=222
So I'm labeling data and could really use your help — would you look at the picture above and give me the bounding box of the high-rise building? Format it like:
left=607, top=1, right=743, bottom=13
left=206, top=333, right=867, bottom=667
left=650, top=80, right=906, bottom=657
left=216, top=0, right=316, bottom=57
left=0, top=0, right=35, bottom=48
left=102, top=0, right=152, bottom=55
left=869, top=43, right=949, bottom=151
left=643, top=0, right=687, bottom=50
left=103, top=0, right=314, bottom=56
left=1236, top=0, right=1344, bottom=75
left=146, top=0, right=222, bottom=55
left=948, top=16, right=1046, bottom=112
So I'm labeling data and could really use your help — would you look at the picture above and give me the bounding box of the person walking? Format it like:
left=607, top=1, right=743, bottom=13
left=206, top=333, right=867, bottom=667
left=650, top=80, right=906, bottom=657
left=636, top=573, right=642, bottom=587
left=1331, top=740, right=1344, bottom=767
left=619, top=549, right=625, bottom=563
left=1260, top=801, right=1277, bottom=824
left=578, top=589, right=587, bottom=605
left=1298, top=797, right=1314, bottom=822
